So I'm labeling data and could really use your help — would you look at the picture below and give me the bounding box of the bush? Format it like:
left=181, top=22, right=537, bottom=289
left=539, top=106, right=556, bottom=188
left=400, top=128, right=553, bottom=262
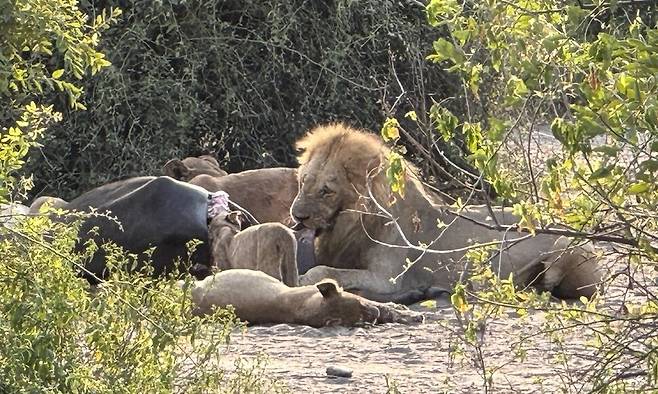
left=382, top=0, right=658, bottom=391
left=1, top=2, right=283, bottom=392
left=0, top=215, right=246, bottom=393
left=19, top=0, right=463, bottom=200
left=0, top=0, right=120, bottom=203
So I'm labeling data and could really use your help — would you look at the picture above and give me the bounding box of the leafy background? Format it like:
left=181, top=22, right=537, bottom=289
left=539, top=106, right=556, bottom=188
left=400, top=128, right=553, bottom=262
left=14, top=0, right=461, bottom=200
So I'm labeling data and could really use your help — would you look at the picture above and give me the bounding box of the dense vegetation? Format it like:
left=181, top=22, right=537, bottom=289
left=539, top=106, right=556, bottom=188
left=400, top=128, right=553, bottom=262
left=9, top=0, right=467, bottom=200
left=381, top=0, right=658, bottom=391
left=0, top=1, right=281, bottom=392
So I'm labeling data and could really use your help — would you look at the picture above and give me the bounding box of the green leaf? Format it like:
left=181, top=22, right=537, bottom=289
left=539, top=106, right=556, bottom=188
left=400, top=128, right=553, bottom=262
left=615, top=73, right=638, bottom=99
left=386, top=151, right=406, bottom=197
left=430, top=38, right=466, bottom=66
left=381, top=118, right=400, bottom=142
left=508, top=76, right=529, bottom=97
left=429, top=104, right=458, bottom=142
left=404, top=111, right=417, bottom=121
left=588, top=165, right=613, bottom=181
left=52, top=69, right=64, bottom=79
left=640, top=159, right=658, bottom=173
left=419, top=300, right=437, bottom=309
left=451, top=291, right=470, bottom=313
left=592, top=145, right=620, bottom=156
left=628, top=182, right=650, bottom=195
left=426, top=0, right=459, bottom=27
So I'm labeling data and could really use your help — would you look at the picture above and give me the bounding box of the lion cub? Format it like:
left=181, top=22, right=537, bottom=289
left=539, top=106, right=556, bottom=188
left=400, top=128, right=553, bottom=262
left=208, top=211, right=299, bottom=286
left=186, top=269, right=424, bottom=327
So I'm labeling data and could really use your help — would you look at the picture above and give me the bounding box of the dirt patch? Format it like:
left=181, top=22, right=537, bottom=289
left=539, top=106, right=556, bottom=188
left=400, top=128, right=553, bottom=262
left=210, top=249, right=655, bottom=393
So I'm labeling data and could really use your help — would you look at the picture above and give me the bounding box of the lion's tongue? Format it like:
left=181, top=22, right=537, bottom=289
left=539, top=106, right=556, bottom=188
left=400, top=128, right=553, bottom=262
left=295, top=228, right=316, bottom=276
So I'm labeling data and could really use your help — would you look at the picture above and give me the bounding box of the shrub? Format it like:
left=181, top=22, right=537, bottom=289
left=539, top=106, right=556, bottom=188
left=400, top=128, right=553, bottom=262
left=383, top=0, right=658, bottom=391
left=1, top=2, right=281, bottom=392
left=19, top=0, right=463, bottom=200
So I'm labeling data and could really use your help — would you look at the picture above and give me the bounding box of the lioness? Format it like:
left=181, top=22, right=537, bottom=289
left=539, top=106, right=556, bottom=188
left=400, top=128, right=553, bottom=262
left=190, top=167, right=298, bottom=225
left=190, top=168, right=314, bottom=273
left=291, top=123, right=602, bottom=303
left=186, top=268, right=424, bottom=327
left=163, top=155, right=228, bottom=181
left=209, top=211, right=299, bottom=286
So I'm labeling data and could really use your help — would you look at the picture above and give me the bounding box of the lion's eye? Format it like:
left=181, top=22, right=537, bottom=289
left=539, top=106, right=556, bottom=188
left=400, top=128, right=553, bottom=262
left=319, top=186, right=333, bottom=197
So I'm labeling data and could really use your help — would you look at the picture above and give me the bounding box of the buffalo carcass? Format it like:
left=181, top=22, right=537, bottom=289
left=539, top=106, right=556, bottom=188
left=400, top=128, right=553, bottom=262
left=64, top=176, right=226, bottom=283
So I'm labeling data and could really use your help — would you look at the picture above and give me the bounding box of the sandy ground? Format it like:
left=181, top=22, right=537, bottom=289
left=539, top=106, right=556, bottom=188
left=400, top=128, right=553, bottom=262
left=210, top=251, right=655, bottom=393
left=209, top=129, right=657, bottom=393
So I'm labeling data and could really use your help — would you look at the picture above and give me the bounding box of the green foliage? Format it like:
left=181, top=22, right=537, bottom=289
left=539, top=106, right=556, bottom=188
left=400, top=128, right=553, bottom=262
left=0, top=215, right=261, bottom=393
left=0, top=103, right=58, bottom=202
left=381, top=117, right=407, bottom=197
left=421, top=0, right=658, bottom=391
left=15, top=0, right=458, bottom=200
left=1, top=2, right=281, bottom=392
left=0, top=0, right=120, bottom=106
left=423, top=0, right=658, bottom=234
left=385, top=151, right=406, bottom=198
left=0, top=0, right=120, bottom=203
left=381, top=117, right=401, bottom=142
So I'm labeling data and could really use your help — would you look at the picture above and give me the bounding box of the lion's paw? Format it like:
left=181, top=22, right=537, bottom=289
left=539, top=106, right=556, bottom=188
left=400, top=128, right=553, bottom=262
left=299, top=267, right=331, bottom=286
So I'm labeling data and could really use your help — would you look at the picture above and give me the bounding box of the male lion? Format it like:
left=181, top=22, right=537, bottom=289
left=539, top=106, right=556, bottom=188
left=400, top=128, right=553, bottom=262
left=291, top=123, right=602, bottom=303
left=208, top=210, right=299, bottom=286
left=186, top=268, right=424, bottom=327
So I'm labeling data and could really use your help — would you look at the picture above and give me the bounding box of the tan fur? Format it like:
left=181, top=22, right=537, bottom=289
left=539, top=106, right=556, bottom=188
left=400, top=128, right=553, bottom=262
left=291, top=123, right=602, bottom=301
left=29, top=196, right=68, bottom=214
left=208, top=211, right=299, bottom=286
left=190, top=167, right=298, bottom=224
left=163, top=155, right=228, bottom=181
left=187, top=269, right=424, bottom=327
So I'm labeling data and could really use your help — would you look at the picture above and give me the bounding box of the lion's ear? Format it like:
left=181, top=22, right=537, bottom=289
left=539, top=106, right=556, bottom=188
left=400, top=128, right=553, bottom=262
left=163, top=159, right=190, bottom=180
left=317, top=280, right=340, bottom=299
left=295, top=130, right=320, bottom=165
left=295, top=145, right=311, bottom=165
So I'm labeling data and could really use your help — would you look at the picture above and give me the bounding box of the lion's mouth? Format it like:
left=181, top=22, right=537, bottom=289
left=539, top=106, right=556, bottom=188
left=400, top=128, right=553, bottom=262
left=290, top=208, right=342, bottom=235
left=290, top=221, right=306, bottom=231
left=291, top=221, right=323, bottom=238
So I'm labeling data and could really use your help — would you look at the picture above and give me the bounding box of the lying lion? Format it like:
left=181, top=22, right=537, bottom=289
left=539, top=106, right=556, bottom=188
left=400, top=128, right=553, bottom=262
left=208, top=211, right=299, bottom=286
left=189, top=167, right=298, bottom=225
left=163, top=155, right=228, bottom=181
left=186, top=268, right=424, bottom=327
left=290, top=123, right=602, bottom=303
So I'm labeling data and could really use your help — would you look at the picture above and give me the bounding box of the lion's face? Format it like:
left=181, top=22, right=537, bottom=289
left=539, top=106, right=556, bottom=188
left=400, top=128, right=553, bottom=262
left=291, top=122, right=386, bottom=231
left=290, top=161, right=356, bottom=231
left=306, top=281, right=380, bottom=327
